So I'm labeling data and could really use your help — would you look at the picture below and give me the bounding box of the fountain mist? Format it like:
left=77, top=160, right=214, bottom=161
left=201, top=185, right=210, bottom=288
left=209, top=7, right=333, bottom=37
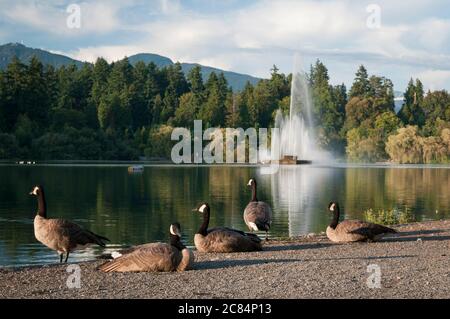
left=271, top=55, right=330, bottom=163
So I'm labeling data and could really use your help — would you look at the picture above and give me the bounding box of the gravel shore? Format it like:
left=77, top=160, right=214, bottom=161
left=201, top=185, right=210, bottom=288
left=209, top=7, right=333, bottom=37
left=1, top=220, right=450, bottom=299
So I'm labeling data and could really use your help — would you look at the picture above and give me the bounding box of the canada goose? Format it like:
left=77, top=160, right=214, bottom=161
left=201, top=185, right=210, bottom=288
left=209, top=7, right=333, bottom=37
left=243, top=178, right=273, bottom=240
left=30, top=185, right=109, bottom=263
left=326, top=202, right=397, bottom=243
left=98, top=223, right=194, bottom=272
left=193, top=203, right=262, bottom=253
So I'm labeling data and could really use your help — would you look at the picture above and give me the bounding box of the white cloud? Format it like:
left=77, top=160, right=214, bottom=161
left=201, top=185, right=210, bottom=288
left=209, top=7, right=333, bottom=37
left=63, top=44, right=146, bottom=63
left=160, top=0, right=181, bottom=15
left=414, top=70, right=450, bottom=91
left=73, top=0, right=364, bottom=70
left=80, top=2, right=121, bottom=33
left=232, top=0, right=362, bottom=50
left=4, top=3, right=58, bottom=31
left=3, top=1, right=122, bottom=35
left=415, top=18, right=450, bottom=51
left=7, top=0, right=446, bottom=90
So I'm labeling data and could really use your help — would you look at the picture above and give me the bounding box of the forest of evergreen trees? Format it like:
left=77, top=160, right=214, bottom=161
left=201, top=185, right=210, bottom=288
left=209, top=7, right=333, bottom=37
left=0, top=56, right=449, bottom=163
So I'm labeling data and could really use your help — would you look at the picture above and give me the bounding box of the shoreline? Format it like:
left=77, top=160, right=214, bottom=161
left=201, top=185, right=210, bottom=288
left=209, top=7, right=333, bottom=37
left=1, top=160, right=450, bottom=168
left=1, top=220, right=450, bottom=299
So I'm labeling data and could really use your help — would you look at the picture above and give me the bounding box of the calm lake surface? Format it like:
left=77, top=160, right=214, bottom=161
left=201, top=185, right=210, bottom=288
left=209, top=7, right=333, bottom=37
left=1, top=163, right=449, bottom=267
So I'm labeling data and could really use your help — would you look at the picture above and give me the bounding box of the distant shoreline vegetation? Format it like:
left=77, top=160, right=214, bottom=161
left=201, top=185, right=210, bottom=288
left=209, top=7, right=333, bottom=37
left=0, top=55, right=449, bottom=163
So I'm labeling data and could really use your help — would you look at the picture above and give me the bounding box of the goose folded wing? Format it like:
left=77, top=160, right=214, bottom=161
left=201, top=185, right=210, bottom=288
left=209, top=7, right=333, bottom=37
left=254, top=203, right=272, bottom=226
left=108, top=243, right=148, bottom=258
left=348, top=222, right=396, bottom=236
left=208, top=227, right=259, bottom=239
left=208, top=227, right=245, bottom=236
left=245, top=202, right=272, bottom=228
left=99, top=243, right=177, bottom=272
left=207, top=227, right=261, bottom=244
left=337, top=220, right=371, bottom=234
left=52, top=219, right=108, bottom=246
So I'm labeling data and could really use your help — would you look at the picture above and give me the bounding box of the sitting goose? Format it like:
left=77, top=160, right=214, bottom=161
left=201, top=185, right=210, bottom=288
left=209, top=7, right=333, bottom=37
left=326, top=202, right=397, bottom=243
left=98, top=223, right=194, bottom=272
left=193, top=203, right=262, bottom=253
left=30, top=185, right=109, bottom=263
left=243, top=178, right=272, bottom=240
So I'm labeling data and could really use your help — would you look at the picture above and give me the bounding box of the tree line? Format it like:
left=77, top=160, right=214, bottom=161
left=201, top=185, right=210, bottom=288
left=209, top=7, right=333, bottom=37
left=0, top=56, right=449, bottom=163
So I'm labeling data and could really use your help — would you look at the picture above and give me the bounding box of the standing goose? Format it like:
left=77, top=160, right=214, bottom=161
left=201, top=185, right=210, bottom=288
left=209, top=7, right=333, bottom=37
left=193, top=203, right=262, bottom=253
left=30, top=185, right=109, bottom=263
left=98, top=223, right=194, bottom=272
left=326, top=202, right=397, bottom=243
left=243, top=178, right=273, bottom=240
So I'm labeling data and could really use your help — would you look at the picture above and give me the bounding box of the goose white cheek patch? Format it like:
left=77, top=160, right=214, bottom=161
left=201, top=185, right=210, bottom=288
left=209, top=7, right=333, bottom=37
left=170, top=225, right=181, bottom=236
left=199, top=204, right=207, bottom=213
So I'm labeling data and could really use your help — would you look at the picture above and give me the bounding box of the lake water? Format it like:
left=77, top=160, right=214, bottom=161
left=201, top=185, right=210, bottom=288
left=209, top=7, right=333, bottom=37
left=1, top=163, right=449, bottom=267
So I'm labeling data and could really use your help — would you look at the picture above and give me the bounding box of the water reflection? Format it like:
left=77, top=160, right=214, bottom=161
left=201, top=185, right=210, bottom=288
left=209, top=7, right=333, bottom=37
left=266, top=165, right=450, bottom=238
left=0, top=164, right=449, bottom=267
left=268, top=166, right=342, bottom=236
left=384, top=168, right=450, bottom=219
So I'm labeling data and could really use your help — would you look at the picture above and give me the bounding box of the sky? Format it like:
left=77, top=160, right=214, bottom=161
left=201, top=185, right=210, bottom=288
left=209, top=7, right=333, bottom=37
left=0, top=0, right=450, bottom=92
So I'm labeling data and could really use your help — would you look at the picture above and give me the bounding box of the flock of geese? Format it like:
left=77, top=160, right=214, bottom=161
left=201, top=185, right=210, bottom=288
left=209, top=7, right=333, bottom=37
left=29, top=178, right=397, bottom=273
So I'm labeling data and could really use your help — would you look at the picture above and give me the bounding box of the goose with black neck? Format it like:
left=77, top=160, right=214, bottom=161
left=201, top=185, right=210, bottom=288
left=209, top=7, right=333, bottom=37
left=193, top=202, right=262, bottom=253
left=326, top=202, right=397, bottom=243
left=30, top=185, right=109, bottom=263
left=98, top=222, right=194, bottom=272
left=243, top=178, right=273, bottom=240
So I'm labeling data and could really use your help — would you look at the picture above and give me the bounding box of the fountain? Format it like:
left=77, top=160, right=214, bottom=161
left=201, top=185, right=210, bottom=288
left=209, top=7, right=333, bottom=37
left=270, top=55, right=324, bottom=165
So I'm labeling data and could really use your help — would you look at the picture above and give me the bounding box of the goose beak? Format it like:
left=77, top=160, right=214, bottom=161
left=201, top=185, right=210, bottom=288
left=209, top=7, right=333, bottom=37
left=192, top=208, right=198, bottom=212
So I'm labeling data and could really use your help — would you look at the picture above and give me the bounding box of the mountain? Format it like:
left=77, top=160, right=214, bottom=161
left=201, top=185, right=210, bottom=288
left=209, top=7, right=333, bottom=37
left=393, top=90, right=405, bottom=113
left=126, top=54, right=261, bottom=90
left=0, top=43, right=260, bottom=91
left=394, top=90, right=403, bottom=98
left=126, top=54, right=260, bottom=90
left=127, top=53, right=173, bottom=68
left=180, top=63, right=259, bottom=91
left=0, top=43, right=84, bottom=69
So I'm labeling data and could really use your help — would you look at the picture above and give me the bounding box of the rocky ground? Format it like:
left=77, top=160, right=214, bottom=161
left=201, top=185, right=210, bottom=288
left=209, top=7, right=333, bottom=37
left=1, top=220, right=450, bottom=299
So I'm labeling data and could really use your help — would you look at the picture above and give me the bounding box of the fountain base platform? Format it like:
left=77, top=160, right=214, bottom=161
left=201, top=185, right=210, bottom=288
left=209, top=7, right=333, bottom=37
left=271, top=155, right=312, bottom=165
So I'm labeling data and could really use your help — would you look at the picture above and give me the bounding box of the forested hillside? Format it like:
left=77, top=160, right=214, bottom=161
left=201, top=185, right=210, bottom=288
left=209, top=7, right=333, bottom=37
left=0, top=55, right=449, bottom=163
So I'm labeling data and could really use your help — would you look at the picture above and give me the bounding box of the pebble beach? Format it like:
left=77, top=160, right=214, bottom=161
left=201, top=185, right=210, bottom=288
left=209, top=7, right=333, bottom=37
left=1, top=220, right=449, bottom=299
